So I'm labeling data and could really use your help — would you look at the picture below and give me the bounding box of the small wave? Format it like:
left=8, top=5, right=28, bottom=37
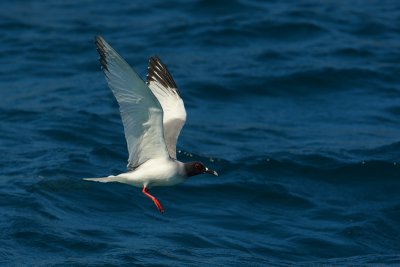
left=332, top=47, right=375, bottom=58
left=257, top=50, right=290, bottom=61
left=193, top=0, right=256, bottom=14
left=350, top=141, right=400, bottom=162
left=264, top=67, right=385, bottom=95
left=350, top=21, right=394, bottom=37
left=305, top=255, right=400, bottom=266
left=248, top=21, right=327, bottom=41
left=196, top=20, right=327, bottom=45
left=0, top=108, right=41, bottom=122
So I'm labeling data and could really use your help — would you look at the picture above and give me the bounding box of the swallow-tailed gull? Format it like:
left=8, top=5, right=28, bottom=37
left=84, top=36, right=218, bottom=213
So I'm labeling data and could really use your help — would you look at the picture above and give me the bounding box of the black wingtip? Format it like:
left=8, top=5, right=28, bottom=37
left=95, top=35, right=108, bottom=71
left=146, top=56, right=178, bottom=90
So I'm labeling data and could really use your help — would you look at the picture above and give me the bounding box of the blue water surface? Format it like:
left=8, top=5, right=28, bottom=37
left=1, top=0, right=400, bottom=266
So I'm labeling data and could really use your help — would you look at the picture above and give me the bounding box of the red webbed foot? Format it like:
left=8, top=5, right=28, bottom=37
left=142, top=187, right=164, bottom=213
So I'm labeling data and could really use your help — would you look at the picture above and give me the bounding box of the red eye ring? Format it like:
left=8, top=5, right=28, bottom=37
left=194, top=163, right=202, bottom=170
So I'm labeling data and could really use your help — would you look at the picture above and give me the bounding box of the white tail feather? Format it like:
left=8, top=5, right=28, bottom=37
left=82, top=176, right=119, bottom=183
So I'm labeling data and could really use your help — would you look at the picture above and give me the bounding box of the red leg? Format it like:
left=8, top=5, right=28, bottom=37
left=142, top=187, right=164, bottom=213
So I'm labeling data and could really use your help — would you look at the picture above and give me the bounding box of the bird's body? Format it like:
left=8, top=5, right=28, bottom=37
left=86, top=158, right=186, bottom=188
left=84, top=36, right=217, bottom=213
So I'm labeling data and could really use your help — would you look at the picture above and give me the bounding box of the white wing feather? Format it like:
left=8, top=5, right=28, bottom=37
left=146, top=57, right=187, bottom=159
left=95, top=36, right=169, bottom=170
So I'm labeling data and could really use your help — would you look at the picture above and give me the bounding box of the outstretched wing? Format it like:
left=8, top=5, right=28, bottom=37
left=95, top=36, right=169, bottom=170
left=146, top=56, right=186, bottom=159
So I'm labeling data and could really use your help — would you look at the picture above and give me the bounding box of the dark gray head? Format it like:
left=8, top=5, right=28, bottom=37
left=184, top=161, right=218, bottom=177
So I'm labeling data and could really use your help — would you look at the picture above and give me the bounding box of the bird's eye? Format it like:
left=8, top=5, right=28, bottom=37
left=194, top=163, right=202, bottom=170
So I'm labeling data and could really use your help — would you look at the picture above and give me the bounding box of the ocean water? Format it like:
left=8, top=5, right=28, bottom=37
left=1, top=0, right=400, bottom=265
